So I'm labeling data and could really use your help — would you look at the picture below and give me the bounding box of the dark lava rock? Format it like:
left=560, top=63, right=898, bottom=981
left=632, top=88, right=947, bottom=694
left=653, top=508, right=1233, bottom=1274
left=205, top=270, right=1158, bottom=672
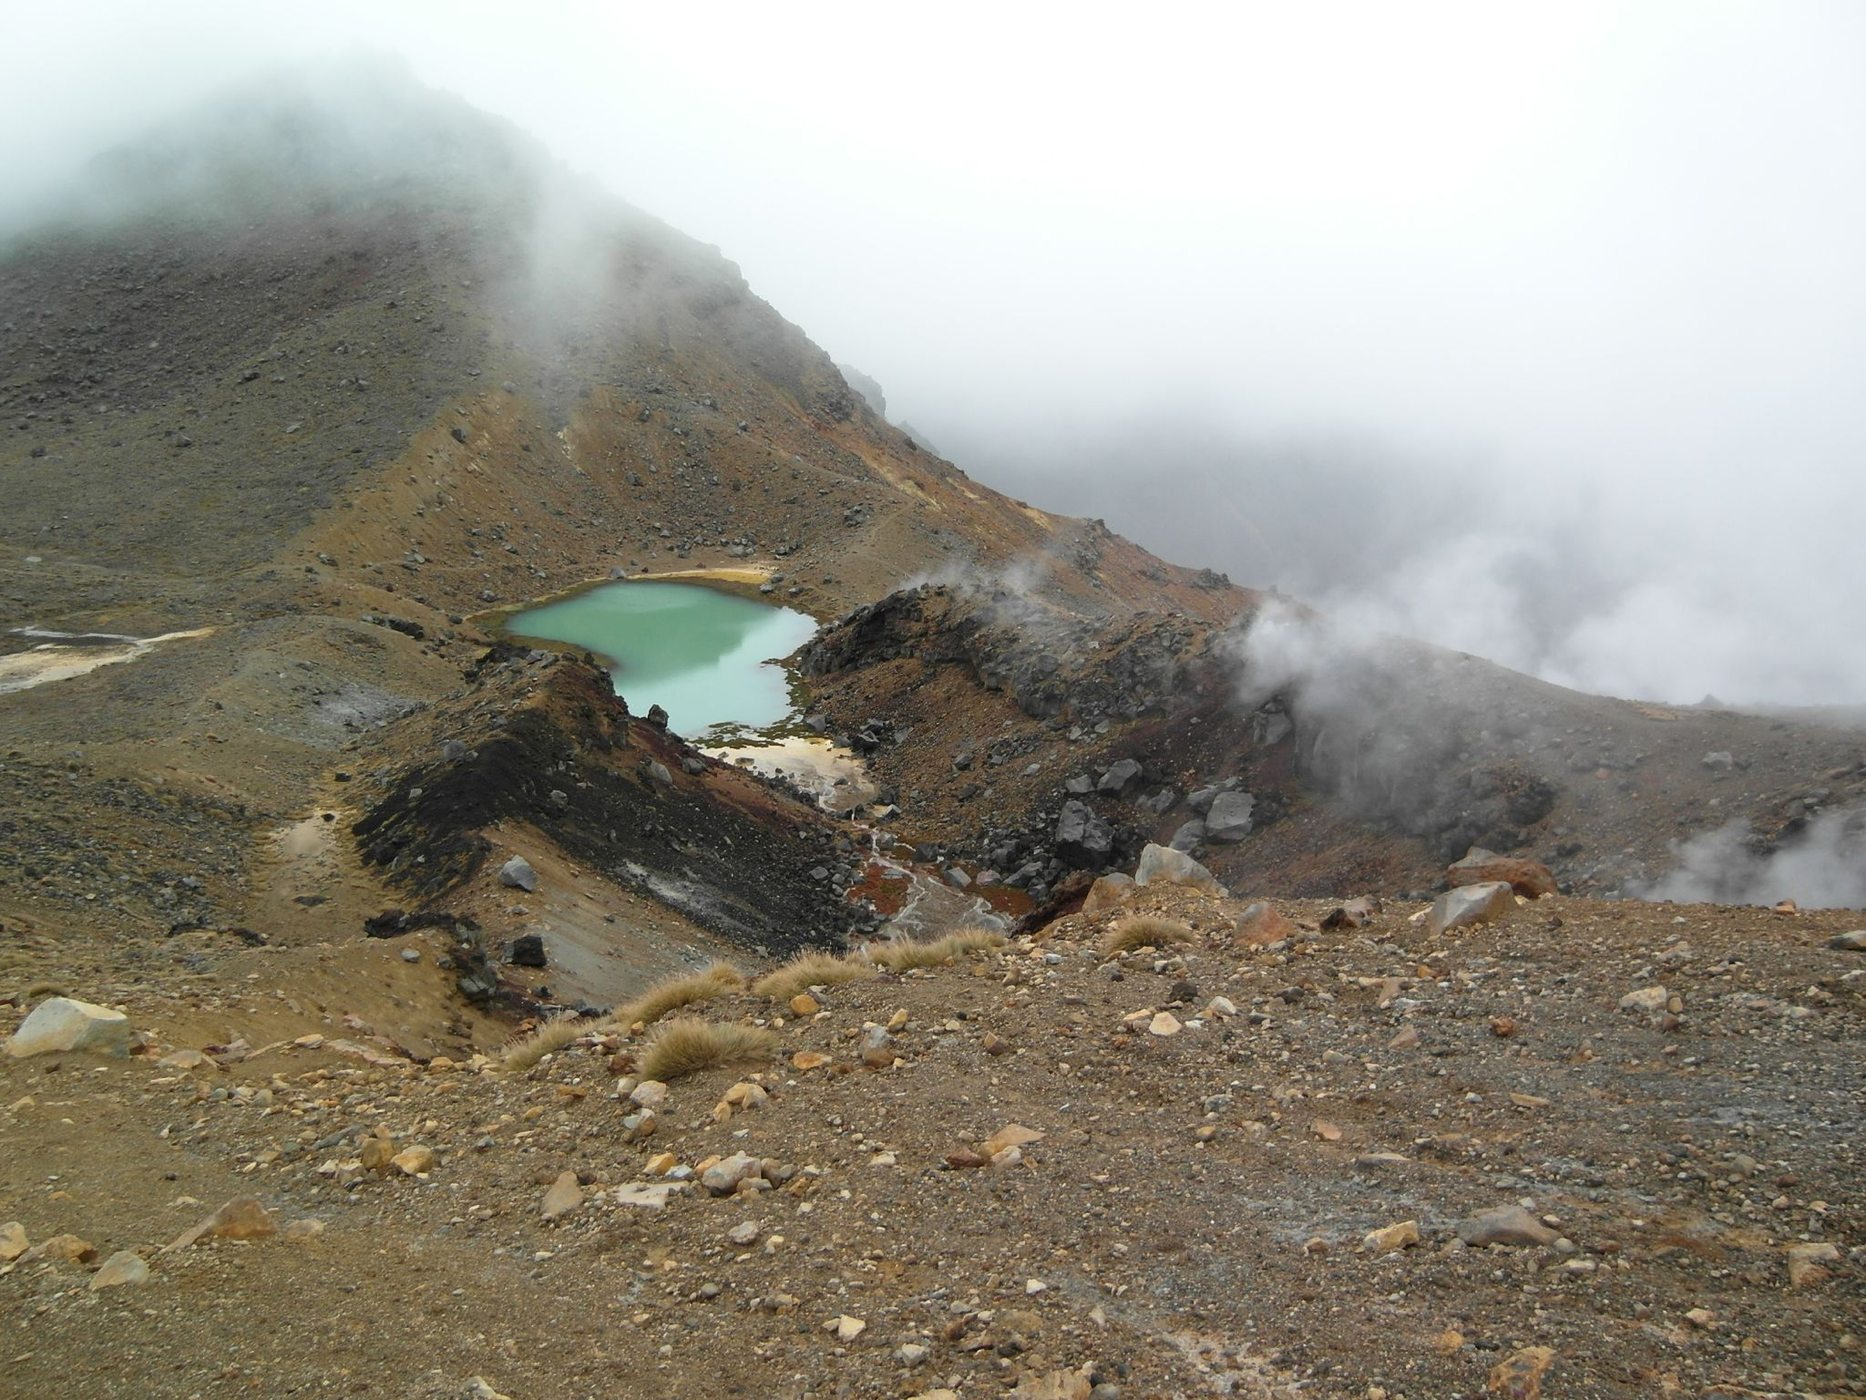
left=1097, top=758, right=1143, bottom=796
left=506, top=934, right=547, bottom=968
left=1055, top=800, right=1113, bottom=868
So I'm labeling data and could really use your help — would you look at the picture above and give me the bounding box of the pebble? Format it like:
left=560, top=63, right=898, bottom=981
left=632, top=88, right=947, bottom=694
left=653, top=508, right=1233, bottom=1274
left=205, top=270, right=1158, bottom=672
left=89, top=1250, right=150, bottom=1290
left=1618, top=986, right=1668, bottom=1014
left=860, top=1026, right=896, bottom=1069
left=392, top=1145, right=436, bottom=1176
left=1147, top=1012, right=1182, bottom=1037
left=361, top=1132, right=398, bottom=1174
left=721, top=1082, right=769, bottom=1110
left=0, top=1221, right=26, bottom=1263
left=984, top=1124, right=1044, bottom=1156
left=830, top=1314, right=867, bottom=1342
left=24, top=1233, right=96, bottom=1265
left=1363, top=1220, right=1421, bottom=1254
left=727, top=1221, right=762, bottom=1246
left=541, top=1171, right=584, bottom=1221
left=169, top=1197, right=276, bottom=1249
left=1457, top=1205, right=1559, bottom=1248
left=630, top=1080, right=669, bottom=1109
left=1487, top=1346, right=1556, bottom=1400
left=1787, top=1241, right=1840, bottom=1288
left=791, top=1050, right=831, bottom=1071
left=701, top=1151, right=763, bottom=1195
left=789, top=994, right=820, bottom=1017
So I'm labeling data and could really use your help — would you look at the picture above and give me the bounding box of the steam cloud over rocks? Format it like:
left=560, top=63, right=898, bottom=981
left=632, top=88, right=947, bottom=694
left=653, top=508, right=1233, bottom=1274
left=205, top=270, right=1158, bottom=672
left=1639, top=808, right=1866, bottom=911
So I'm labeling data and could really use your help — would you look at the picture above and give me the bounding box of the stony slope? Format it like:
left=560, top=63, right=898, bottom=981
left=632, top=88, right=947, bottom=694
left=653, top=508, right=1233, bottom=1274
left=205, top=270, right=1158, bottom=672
left=1, top=877, right=1860, bottom=1398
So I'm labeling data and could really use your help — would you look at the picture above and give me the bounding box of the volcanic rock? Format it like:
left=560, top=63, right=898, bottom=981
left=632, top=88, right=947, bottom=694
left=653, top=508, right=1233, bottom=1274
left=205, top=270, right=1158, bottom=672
left=169, top=1197, right=277, bottom=1249
left=6, top=997, right=131, bottom=1058
left=1203, top=791, right=1254, bottom=843
left=1168, top=820, right=1205, bottom=851
left=89, top=1251, right=151, bottom=1290
left=1235, top=901, right=1296, bottom=947
left=1133, top=842, right=1221, bottom=894
left=1082, top=873, right=1136, bottom=913
left=1427, top=881, right=1514, bottom=936
left=1447, top=847, right=1556, bottom=898
left=541, top=1171, right=584, bottom=1221
left=1054, top=800, right=1112, bottom=867
left=1456, top=1205, right=1559, bottom=1248
left=1097, top=758, right=1142, bottom=796
left=506, top=934, right=547, bottom=967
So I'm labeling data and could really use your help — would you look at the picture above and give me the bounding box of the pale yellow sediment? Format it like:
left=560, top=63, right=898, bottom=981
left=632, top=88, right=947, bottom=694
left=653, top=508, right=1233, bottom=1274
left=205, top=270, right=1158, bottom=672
left=630, top=566, right=772, bottom=586
left=0, top=628, right=214, bottom=696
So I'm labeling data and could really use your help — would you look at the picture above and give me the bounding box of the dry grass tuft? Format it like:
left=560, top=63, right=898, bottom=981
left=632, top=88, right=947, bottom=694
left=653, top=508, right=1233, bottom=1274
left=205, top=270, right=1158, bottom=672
left=862, top=927, right=1007, bottom=973
left=603, top=961, right=744, bottom=1032
left=500, top=1012, right=589, bottom=1072
left=637, top=1018, right=776, bottom=1082
left=752, top=951, right=876, bottom=1003
left=1099, top=914, right=1196, bottom=958
left=21, top=980, right=67, bottom=1002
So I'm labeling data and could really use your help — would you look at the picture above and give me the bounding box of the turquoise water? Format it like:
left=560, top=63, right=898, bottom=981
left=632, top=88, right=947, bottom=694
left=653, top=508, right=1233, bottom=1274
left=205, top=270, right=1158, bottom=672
left=504, top=580, right=817, bottom=738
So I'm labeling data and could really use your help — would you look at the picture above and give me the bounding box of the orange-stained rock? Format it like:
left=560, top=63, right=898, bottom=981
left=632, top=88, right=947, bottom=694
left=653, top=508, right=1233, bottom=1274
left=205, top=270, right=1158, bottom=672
left=1488, top=1345, right=1556, bottom=1399
left=1235, top=901, right=1297, bottom=947
left=168, top=1197, right=276, bottom=1250
left=1447, top=849, right=1556, bottom=898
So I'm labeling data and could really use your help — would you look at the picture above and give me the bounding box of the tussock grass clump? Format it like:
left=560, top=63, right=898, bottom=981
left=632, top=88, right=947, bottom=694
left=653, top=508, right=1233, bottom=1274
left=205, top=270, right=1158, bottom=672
left=862, top=927, right=1007, bottom=973
left=21, top=980, right=67, bottom=1002
left=1099, top=914, right=1196, bottom=958
left=500, top=1012, right=589, bottom=1072
left=752, top=950, right=876, bottom=1003
left=637, top=1018, right=776, bottom=1082
left=605, top=961, right=744, bottom=1032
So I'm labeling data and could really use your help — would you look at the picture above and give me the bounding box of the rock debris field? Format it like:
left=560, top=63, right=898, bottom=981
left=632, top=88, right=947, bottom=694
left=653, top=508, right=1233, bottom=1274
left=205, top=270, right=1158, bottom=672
left=3, top=864, right=1861, bottom=1400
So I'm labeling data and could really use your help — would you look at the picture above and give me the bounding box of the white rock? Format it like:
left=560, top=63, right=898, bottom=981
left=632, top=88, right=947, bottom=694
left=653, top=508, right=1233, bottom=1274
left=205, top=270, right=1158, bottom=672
left=541, top=1171, right=584, bottom=1221
left=1427, top=882, right=1514, bottom=937
left=612, top=1182, right=687, bottom=1210
left=701, top=1151, right=762, bottom=1195
left=1133, top=843, right=1223, bottom=893
left=6, top=997, right=131, bottom=1058
left=1618, top=986, right=1668, bottom=1014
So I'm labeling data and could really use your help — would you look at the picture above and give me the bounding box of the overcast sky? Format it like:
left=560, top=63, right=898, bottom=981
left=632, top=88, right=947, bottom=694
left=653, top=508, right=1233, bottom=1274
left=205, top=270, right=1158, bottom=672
left=5, top=2, right=1863, bottom=706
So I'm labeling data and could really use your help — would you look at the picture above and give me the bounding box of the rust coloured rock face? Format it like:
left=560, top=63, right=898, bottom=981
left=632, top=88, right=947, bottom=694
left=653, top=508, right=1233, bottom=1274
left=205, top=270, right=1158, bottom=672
left=1448, top=847, right=1558, bottom=898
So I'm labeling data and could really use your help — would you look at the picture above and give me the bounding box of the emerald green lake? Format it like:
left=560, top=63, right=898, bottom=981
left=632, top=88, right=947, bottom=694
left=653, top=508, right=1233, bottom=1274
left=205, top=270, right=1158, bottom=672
left=503, top=580, right=818, bottom=738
